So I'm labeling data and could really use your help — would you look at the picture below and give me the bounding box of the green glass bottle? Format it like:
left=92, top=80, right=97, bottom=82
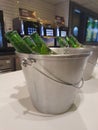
left=56, top=36, right=69, bottom=47
left=69, top=35, right=82, bottom=47
left=5, top=31, right=33, bottom=53
left=92, top=20, right=98, bottom=42
left=86, top=19, right=93, bottom=42
left=30, top=32, right=52, bottom=54
left=65, top=36, right=77, bottom=48
left=23, top=36, right=39, bottom=53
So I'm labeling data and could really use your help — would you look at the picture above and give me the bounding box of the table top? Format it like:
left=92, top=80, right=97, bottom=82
left=0, top=66, right=98, bottom=130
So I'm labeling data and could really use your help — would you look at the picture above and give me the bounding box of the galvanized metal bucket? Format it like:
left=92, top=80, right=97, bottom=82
left=83, top=45, right=98, bottom=80
left=51, top=47, right=98, bottom=80
left=17, top=49, right=91, bottom=114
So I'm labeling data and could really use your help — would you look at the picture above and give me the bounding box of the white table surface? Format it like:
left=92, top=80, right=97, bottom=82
left=0, top=66, right=98, bottom=130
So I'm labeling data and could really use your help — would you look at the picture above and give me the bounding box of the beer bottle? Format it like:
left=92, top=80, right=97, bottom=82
left=56, top=36, right=69, bottom=47
left=65, top=36, right=77, bottom=48
left=30, top=32, right=53, bottom=54
left=86, top=19, right=93, bottom=42
left=23, top=36, right=39, bottom=53
left=92, top=20, right=98, bottom=42
left=69, top=35, right=82, bottom=47
left=5, top=31, right=33, bottom=53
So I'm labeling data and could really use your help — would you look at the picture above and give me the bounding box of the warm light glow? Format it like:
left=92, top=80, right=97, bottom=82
left=16, top=0, right=19, bottom=4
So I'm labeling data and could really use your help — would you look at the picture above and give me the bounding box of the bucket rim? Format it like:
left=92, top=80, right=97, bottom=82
left=16, top=51, right=92, bottom=59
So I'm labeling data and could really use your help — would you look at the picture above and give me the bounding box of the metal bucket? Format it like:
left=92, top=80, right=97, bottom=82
left=83, top=45, right=98, bottom=80
left=51, top=47, right=98, bottom=80
left=17, top=49, right=91, bottom=114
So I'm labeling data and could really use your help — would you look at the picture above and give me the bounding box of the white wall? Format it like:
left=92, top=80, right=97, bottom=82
left=0, top=0, right=55, bottom=31
left=55, top=0, right=70, bottom=27
left=0, top=0, right=69, bottom=32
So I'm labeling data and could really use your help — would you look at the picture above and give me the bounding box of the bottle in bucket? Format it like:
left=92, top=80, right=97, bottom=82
left=5, top=31, right=56, bottom=54
left=69, top=35, right=83, bottom=47
left=56, top=36, right=69, bottom=47
left=23, top=36, right=40, bottom=54
left=5, top=31, right=33, bottom=53
left=65, top=36, right=78, bottom=48
left=30, top=32, right=54, bottom=54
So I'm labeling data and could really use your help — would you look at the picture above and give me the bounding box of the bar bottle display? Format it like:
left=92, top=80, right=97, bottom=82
left=23, top=36, right=39, bottom=53
left=30, top=32, right=52, bottom=54
left=5, top=31, right=33, bottom=53
left=5, top=31, right=56, bottom=54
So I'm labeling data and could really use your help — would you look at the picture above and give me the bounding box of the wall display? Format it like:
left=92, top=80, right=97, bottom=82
left=19, top=8, right=37, bottom=21
left=55, top=16, right=65, bottom=26
left=55, top=26, right=68, bottom=37
left=44, top=27, right=55, bottom=37
left=86, top=18, right=98, bottom=42
left=13, top=18, right=40, bottom=36
left=59, top=27, right=68, bottom=37
left=40, top=24, right=55, bottom=47
left=69, top=2, right=98, bottom=44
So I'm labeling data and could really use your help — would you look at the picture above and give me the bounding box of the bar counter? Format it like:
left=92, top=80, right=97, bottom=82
left=0, top=65, right=98, bottom=130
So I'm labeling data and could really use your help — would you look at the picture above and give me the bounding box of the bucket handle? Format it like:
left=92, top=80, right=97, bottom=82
left=21, top=58, right=84, bottom=89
